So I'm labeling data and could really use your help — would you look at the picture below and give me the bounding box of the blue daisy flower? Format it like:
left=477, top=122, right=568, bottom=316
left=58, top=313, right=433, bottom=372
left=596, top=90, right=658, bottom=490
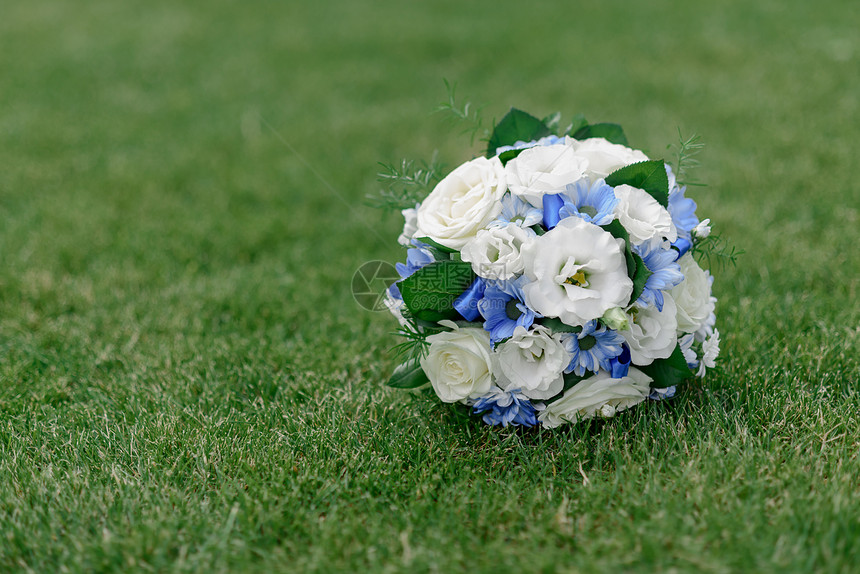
left=562, top=320, right=625, bottom=376
left=558, top=178, right=618, bottom=226
left=472, top=387, right=540, bottom=427
left=477, top=278, right=538, bottom=345
left=493, top=193, right=544, bottom=228
left=495, top=135, right=564, bottom=156
left=634, top=240, right=685, bottom=311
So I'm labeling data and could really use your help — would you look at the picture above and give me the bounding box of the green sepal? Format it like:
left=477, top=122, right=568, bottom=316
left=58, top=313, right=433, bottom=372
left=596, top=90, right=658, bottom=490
left=629, top=252, right=652, bottom=306
left=530, top=224, right=547, bottom=236
left=486, top=108, right=551, bottom=158
left=605, top=160, right=670, bottom=208
left=572, top=122, right=629, bottom=147
left=538, top=317, right=582, bottom=334
left=397, top=260, right=475, bottom=323
left=386, top=359, right=430, bottom=389
left=638, top=345, right=695, bottom=387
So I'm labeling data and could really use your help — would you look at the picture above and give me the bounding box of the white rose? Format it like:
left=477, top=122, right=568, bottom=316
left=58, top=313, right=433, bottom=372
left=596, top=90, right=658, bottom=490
left=570, top=137, right=649, bottom=180
left=415, top=157, right=507, bottom=250
left=622, top=294, right=679, bottom=366
left=493, top=325, right=569, bottom=401
left=613, top=184, right=678, bottom=245
left=420, top=322, right=493, bottom=403
left=397, top=205, right=419, bottom=246
left=670, top=253, right=716, bottom=335
left=504, top=144, right=588, bottom=207
left=521, top=216, right=633, bottom=327
left=460, top=222, right=536, bottom=280
left=538, top=368, right=652, bottom=427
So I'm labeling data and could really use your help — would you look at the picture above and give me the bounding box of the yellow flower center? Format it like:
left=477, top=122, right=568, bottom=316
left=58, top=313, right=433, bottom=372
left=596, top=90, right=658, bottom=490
left=564, top=270, right=589, bottom=288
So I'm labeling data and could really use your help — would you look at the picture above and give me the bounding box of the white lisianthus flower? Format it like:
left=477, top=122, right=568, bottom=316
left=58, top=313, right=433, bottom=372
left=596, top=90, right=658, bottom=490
left=569, top=137, right=649, bottom=180
left=493, top=325, right=569, bottom=401
left=622, top=294, right=679, bottom=366
left=613, top=184, right=678, bottom=245
left=521, top=216, right=633, bottom=327
left=696, top=329, right=720, bottom=377
left=504, top=144, right=588, bottom=207
left=460, top=222, right=536, bottom=280
left=420, top=321, right=493, bottom=403
left=670, top=253, right=717, bottom=335
left=415, top=156, right=506, bottom=250
left=538, top=368, right=652, bottom=427
left=397, top=205, right=419, bottom=246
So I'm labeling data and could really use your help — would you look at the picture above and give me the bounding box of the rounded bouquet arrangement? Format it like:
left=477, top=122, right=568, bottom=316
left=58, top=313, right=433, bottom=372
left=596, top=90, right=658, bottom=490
left=382, top=108, right=721, bottom=428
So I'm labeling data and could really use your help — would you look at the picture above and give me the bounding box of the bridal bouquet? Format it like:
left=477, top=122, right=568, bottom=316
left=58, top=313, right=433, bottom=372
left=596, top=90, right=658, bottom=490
left=382, top=108, right=721, bottom=428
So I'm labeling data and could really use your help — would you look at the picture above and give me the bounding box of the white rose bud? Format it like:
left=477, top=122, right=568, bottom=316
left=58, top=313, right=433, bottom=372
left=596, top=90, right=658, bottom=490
left=601, top=307, right=630, bottom=331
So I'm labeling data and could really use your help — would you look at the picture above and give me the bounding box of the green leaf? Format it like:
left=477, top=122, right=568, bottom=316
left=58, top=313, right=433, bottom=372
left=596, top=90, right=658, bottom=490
left=398, top=260, right=475, bottom=323
left=538, top=317, right=582, bottom=334
left=498, top=147, right=526, bottom=166
left=386, top=359, right=429, bottom=389
left=486, top=108, right=551, bottom=158
left=605, top=160, right=670, bottom=207
left=629, top=252, right=652, bottom=305
left=638, top=345, right=695, bottom=387
left=414, top=236, right=457, bottom=254
left=565, top=113, right=588, bottom=136
left=573, top=122, right=629, bottom=146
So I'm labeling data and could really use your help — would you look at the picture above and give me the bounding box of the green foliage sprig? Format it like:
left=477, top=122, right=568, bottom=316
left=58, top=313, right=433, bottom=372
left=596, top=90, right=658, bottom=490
left=366, top=154, right=444, bottom=212
left=692, top=232, right=743, bottom=269
left=670, top=130, right=706, bottom=187
left=436, top=79, right=488, bottom=146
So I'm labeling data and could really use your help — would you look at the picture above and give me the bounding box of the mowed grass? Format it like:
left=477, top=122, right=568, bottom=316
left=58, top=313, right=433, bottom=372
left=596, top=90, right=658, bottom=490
left=0, top=0, right=858, bottom=572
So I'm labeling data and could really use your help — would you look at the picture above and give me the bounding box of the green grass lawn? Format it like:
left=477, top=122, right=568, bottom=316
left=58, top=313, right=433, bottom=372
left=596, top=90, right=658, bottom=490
left=1, top=0, right=858, bottom=572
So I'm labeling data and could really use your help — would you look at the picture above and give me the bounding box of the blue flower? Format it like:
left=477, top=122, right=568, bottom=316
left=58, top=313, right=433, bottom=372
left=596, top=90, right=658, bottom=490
left=608, top=343, right=631, bottom=378
left=388, top=241, right=435, bottom=299
left=634, top=240, right=684, bottom=311
left=493, top=193, right=543, bottom=228
left=562, top=320, right=625, bottom=376
left=558, top=178, right=618, bottom=226
left=648, top=386, right=676, bottom=401
left=495, top=135, right=564, bottom=156
left=472, top=387, right=540, bottom=427
left=477, top=278, right=538, bottom=345
left=668, top=186, right=698, bottom=238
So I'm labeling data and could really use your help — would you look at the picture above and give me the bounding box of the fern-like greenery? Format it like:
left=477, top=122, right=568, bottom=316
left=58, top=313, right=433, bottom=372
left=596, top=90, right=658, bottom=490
left=365, top=154, right=444, bottom=212
left=670, top=129, right=706, bottom=187
left=435, top=79, right=488, bottom=146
